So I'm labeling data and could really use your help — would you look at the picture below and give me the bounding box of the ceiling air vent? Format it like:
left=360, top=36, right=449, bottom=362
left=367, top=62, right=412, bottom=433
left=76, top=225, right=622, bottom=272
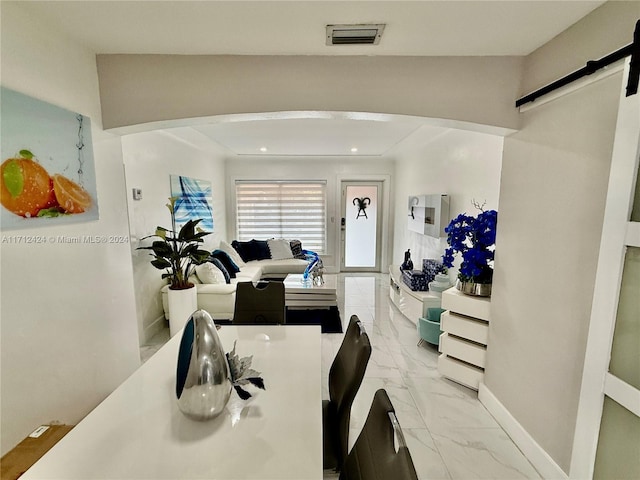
left=326, top=24, right=385, bottom=46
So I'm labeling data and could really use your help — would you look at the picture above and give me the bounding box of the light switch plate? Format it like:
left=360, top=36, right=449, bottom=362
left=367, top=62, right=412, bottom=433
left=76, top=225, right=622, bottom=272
left=29, top=425, right=50, bottom=438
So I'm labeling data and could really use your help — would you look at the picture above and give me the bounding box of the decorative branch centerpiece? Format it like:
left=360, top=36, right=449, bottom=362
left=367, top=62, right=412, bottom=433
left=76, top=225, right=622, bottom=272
left=226, top=341, right=266, bottom=400
left=442, top=201, right=497, bottom=297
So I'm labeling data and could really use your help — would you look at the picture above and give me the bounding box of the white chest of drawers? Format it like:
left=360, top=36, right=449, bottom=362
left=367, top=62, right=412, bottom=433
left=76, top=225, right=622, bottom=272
left=438, top=287, right=491, bottom=390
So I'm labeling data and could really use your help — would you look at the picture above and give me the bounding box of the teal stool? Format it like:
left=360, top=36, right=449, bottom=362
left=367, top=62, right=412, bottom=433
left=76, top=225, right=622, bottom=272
left=417, top=307, right=445, bottom=346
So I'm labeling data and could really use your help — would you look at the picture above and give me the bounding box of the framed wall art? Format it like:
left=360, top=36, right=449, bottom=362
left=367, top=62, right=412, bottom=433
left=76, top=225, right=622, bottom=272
left=1, top=87, right=99, bottom=230
left=170, top=175, right=213, bottom=231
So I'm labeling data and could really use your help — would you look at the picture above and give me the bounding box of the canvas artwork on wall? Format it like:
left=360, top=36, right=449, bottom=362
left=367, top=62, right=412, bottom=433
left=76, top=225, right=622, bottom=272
left=0, top=87, right=99, bottom=230
left=170, top=175, right=213, bottom=231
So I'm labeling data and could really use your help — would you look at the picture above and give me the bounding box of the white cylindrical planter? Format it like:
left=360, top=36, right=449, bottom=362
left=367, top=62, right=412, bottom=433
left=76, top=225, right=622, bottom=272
left=167, top=286, right=198, bottom=337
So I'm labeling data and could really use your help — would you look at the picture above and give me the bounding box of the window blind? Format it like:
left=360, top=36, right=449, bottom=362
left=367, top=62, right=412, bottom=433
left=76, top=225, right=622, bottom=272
left=235, top=181, right=326, bottom=253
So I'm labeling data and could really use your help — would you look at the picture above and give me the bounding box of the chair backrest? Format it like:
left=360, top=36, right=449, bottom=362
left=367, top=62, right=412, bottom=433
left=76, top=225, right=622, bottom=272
left=328, top=315, right=372, bottom=467
left=340, top=389, right=419, bottom=480
left=232, top=281, right=285, bottom=325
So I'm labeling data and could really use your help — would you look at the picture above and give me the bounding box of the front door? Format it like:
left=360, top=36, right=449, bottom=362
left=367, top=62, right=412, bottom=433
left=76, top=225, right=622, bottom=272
left=340, top=181, right=383, bottom=272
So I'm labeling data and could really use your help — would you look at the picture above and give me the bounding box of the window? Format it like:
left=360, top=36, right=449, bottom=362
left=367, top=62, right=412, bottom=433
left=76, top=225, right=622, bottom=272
left=235, top=181, right=326, bottom=253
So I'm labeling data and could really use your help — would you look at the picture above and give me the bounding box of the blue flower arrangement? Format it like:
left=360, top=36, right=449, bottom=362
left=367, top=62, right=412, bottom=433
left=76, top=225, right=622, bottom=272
left=442, top=204, right=497, bottom=285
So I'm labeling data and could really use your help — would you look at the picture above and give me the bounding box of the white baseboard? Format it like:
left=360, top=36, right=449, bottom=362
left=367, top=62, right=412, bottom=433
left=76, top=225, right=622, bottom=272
left=142, top=314, right=167, bottom=345
left=478, top=383, right=568, bottom=480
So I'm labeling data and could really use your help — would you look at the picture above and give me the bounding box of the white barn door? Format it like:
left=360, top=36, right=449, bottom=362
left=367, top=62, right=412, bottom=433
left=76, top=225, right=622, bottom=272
left=571, top=58, right=640, bottom=479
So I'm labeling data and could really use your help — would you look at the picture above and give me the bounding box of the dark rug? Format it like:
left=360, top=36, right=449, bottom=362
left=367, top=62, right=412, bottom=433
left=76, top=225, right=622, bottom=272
left=217, top=306, right=343, bottom=333
left=286, top=306, right=343, bottom=334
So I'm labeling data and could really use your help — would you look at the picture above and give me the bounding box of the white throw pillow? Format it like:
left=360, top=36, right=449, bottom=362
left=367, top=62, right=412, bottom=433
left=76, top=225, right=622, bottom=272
left=267, top=238, right=294, bottom=260
left=219, top=240, right=246, bottom=267
left=195, top=262, right=225, bottom=284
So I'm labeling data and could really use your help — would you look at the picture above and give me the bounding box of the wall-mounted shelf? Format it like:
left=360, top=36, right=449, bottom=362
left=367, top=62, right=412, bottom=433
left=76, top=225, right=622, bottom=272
left=408, top=194, right=450, bottom=237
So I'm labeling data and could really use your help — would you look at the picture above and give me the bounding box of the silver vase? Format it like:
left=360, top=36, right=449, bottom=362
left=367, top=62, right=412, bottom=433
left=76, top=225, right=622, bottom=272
left=176, top=309, right=232, bottom=420
left=455, top=279, right=492, bottom=297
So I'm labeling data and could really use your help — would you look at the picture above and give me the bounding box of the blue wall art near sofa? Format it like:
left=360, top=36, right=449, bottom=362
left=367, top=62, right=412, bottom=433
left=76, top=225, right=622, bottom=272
left=170, top=174, right=213, bottom=231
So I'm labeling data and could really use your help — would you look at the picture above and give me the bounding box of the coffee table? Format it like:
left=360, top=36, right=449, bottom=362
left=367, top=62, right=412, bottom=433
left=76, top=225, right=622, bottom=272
left=283, top=274, right=338, bottom=309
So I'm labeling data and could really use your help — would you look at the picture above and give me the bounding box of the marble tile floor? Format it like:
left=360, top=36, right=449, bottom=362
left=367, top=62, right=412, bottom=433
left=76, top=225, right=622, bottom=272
left=139, top=273, right=541, bottom=480
left=140, top=326, right=170, bottom=363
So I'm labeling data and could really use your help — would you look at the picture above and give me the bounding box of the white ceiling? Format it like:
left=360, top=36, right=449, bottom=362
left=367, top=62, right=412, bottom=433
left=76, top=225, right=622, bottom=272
left=19, top=1, right=604, bottom=56
left=191, top=113, right=444, bottom=156
left=16, top=0, right=606, bottom=156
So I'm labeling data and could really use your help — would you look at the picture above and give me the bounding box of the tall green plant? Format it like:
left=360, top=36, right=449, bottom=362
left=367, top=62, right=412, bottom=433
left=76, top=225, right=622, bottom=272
left=138, top=197, right=211, bottom=290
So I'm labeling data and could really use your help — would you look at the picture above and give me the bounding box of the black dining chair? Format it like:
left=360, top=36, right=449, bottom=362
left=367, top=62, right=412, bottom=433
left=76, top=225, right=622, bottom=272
left=323, top=315, right=372, bottom=471
left=339, top=388, right=419, bottom=480
left=232, top=281, right=285, bottom=324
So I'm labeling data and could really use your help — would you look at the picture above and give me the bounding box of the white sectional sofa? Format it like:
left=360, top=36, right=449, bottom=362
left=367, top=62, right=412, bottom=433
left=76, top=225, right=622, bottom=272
left=161, top=240, right=309, bottom=321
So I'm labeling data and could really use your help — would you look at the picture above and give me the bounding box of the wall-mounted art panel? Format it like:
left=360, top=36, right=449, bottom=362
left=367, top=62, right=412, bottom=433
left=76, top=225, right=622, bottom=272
left=170, top=175, right=213, bottom=231
left=1, top=87, right=98, bottom=230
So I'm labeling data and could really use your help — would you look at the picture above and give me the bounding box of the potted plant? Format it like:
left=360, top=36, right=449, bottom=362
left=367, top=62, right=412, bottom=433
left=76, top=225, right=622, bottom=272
left=139, top=197, right=211, bottom=335
left=442, top=202, right=497, bottom=297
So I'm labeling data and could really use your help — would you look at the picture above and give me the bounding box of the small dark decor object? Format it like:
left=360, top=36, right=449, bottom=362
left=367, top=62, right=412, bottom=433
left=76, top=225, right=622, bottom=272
left=400, top=249, right=414, bottom=271
left=353, top=197, right=371, bottom=219
left=401, top=269, right=428, bottom=291
left=422, top=259, right=445, bottom=283
left=408, top=196, right=419, bottom=219
left=442, top=201, right=497, bottom=297
left=138, top=197, right=211, bottom=289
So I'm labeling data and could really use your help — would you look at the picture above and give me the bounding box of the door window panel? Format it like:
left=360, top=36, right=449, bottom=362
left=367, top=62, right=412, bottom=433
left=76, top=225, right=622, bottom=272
left=609, top=246, right=640, bottom=390
left=593, top=396, right=640, bottom=479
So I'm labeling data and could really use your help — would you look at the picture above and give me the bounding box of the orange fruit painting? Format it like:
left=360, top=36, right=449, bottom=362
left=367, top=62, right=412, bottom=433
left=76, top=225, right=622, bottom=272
left=52, top=174, right=92, bottom=213
left=0, top=150, right=92, bottom=218
left=0, top=153, right=57, bottom=217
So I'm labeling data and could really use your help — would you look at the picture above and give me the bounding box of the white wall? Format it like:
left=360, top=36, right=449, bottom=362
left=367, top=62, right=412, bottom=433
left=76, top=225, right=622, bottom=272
left=226, top=156, right=395, bottom=272
left=392, top=127, right=504, bottom=277
left=0, top=2, right=140, bottom=454
left=521, top=1, right=639, bottom=95
left=97, top=54, right=523, bottom=132
left=121, top=129, right=228, bottom=343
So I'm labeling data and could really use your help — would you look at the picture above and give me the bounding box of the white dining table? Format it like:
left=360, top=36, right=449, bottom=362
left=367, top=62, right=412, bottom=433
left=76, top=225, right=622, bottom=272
left=21, top=325, right=323, bottom=480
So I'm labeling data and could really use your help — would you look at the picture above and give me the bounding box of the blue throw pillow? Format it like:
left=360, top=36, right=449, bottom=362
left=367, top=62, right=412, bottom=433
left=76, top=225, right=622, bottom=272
left=231, top=240, right=251, bottom=262
left=209, top=258, right=230, bottom=284
left=230, top=239, right=270, bottom=261
left=210, top=250, right=240, bottom=278
left=250, top=239, right=271, bottom=260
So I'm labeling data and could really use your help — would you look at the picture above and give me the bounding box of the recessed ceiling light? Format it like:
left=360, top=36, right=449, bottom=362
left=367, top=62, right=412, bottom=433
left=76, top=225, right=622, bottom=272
left=260, top=147, right=268, bottom=152
left=351, top=147, right=358, bottom=153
